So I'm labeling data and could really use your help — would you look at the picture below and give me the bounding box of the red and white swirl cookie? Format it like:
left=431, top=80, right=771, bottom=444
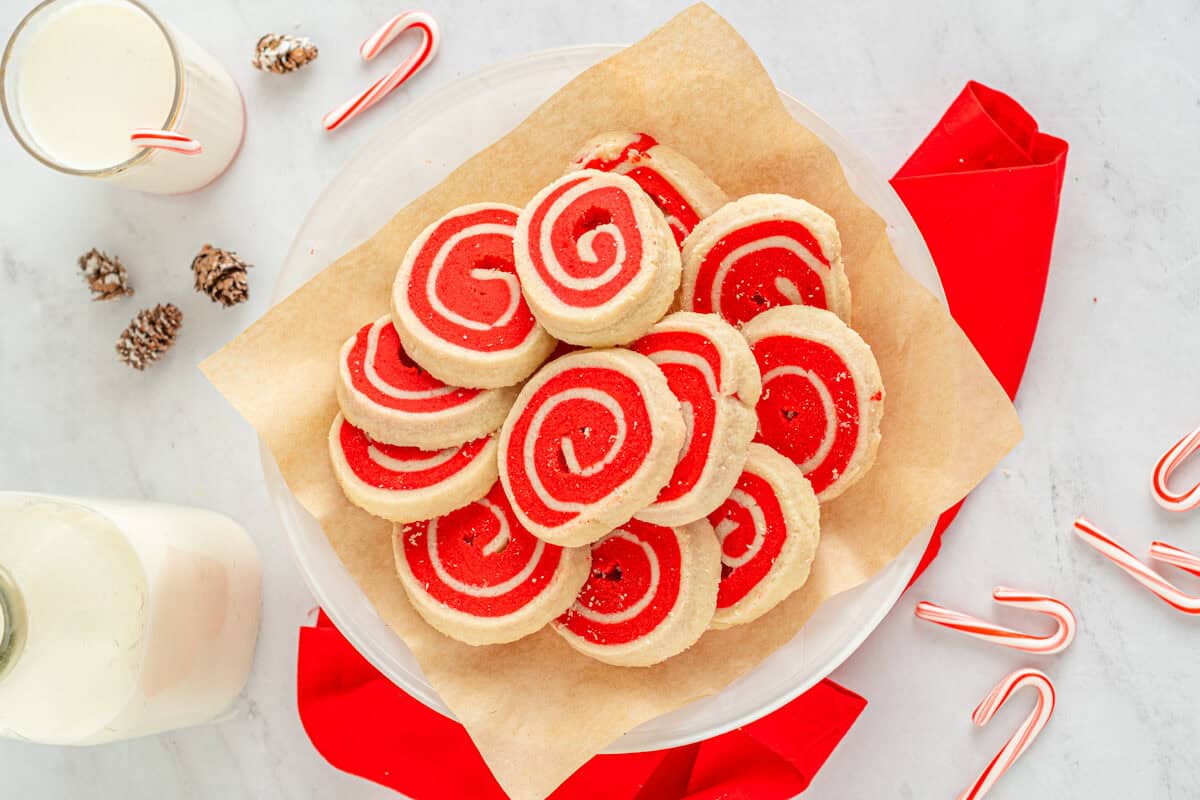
left=708, top=443, right=820, bottom=629
left=513, top=169, right=681, bottom=346
left=568, top=132, right=728, bottom=247
left=553, top=518, right=720, bottom=667
left=680, top=194, right=851, bottom=328
left=337, top=316, right=517, bottom=450
left=393, top=482, right=590, bottom=645
left=630, top=312, right=761, bottom=526
left=329, top=413, right=497, bottom=523
left=741, top=306, right=884, bottom=502
left=391, top=203, right=556, bottom=389
left=498, top=349, right=685, bottom=547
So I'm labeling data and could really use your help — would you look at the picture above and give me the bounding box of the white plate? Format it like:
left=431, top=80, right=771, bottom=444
left=263, top=44, right=942, bottom=754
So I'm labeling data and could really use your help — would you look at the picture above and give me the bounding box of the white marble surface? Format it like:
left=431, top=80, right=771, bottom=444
left=2, top=1, right=1198, bottom=797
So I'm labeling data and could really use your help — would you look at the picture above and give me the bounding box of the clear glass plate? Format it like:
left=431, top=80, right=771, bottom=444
left=263, top=44, right=942, bottom=754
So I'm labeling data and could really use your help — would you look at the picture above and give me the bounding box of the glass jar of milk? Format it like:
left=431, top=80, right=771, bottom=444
left=1, top=0, right=245, bottom=194
left=0, top=493, right=261, bottom=745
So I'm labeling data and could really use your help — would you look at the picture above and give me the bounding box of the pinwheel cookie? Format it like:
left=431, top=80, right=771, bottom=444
left=337, top=316, right=517, bottom=450
left=553, top=518, right=720, bottom=667
left=513, top=169, right=680, bottom=346
left=498, top=348, right=685, bottom=547
left=708, top=444, right=820, bottom=629
left=568, top=132, right=728, bottom=247
left=329, top=413, right=497, bottom=523
left=681, top=194, right=851, bottom=327
left=394, top=482, right=589, bottom=645
left=630, top=311, right=760, bottom=527
left=391, top=203, right=556, bottom=389
left=742, top=305, right=884, bottom=502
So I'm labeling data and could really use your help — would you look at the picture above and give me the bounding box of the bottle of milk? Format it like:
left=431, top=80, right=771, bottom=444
left=0, top=493, right=261, bottom=745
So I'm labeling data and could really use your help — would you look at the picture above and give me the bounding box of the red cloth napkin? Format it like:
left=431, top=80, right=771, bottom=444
left=295, top=81, right=1066, bottom=799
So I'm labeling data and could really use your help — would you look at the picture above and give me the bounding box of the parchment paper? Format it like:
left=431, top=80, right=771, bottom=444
left=202, top=6, right=1022, bottom=798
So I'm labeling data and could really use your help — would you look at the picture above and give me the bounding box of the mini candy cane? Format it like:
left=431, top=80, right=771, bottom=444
left=1073, top=517, right=1200, bottom=614
left=959, top=668, right=1056, bottom=800
left=915, top=587, right=1076, bottom=655
left=1151, top=424, right=1200, bottom=512
left=129, top=128, right=202, bottom=155
left=323, top=10, right=441, bottom=132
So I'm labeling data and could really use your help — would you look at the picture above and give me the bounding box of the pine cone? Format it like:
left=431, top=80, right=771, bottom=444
left=116, top=304, right=183, bottom=371
left=78, top=248, right=133, bottom=301
left=252, top=33, right=318, bottom=74
left=192, top=244, right=250, bottom=307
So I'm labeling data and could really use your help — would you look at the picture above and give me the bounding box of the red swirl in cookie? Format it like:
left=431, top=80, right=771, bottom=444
left=524, top=172, right=645, bottom=307
left=400, top=485, right=565, bottom=616
left=514, top=170, right=680, bottom=346
left=681, top=194, right=851, bottom=328
left=337, top=417, right=488, bottom=489
left=571, top=131, right=700, bottom=247
left=742, top=306, right=884, bottom=502
left=345, top=317, right=480, bottom=412
left=404, top=204, right=528, bottom=349
left=707, top=443, right=820, bottom=628
left=633, top=329, right=720, bottom=503
left=558, top=520, right=681, bottom=645
left=329, top=413, right=498, bottom=523
left=498, top=350, right=684, bottom=546
left=711, top=472, right=786, bottom=609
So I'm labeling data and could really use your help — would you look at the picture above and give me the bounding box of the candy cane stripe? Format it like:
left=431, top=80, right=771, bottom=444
left=959, top=668, right=1056, bottom=800
left=130, top=128, right=202, bottom=155
left=1073, top=517, right=1200, bottom=614
left=914, top=587, right=1076, bottom=655
left=1151, top=424, right=1200, bottom=512
left=1150, top=541, right=1200, bottom=577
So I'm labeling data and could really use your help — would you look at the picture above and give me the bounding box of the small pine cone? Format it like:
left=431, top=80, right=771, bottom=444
left=252, top=33, right=318, bottom=74
left=78, top=248, right=133, bottom=301
left=192, top=244, right=250, bottom=307
left=116, top=304, right=183, bottom=371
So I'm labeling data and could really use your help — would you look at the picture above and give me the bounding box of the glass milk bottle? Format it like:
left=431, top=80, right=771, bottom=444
left=1, top=0, right=246, bottom=194
left=0, top=493, right=261, bottom=745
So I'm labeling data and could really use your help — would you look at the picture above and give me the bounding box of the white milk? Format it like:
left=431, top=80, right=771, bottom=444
left=0, top=494, right=262, bottom=745
left=5, top=0, right=245, bottom=193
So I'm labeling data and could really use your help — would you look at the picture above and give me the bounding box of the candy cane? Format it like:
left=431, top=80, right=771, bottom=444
left=915, top=587, right=1076, bottom=655
left=130, top=128, right=202, bottom=155
left=323, top=10, right=441, bottom=132
left=1073, top=517, right=1200, bottom=614
left=1151, top=424, right=1200, bottom=512
left=1149, top=540, right=1200, bottom=577
left=959, top=668, right=1056, bottom=800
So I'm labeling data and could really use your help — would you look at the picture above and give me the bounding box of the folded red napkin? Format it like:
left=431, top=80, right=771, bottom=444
left=295, top=80, right=1066, bottom=799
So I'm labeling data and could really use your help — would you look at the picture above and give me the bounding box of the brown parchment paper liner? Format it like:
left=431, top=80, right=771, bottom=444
left=202, top=6, right=1021, bottom=798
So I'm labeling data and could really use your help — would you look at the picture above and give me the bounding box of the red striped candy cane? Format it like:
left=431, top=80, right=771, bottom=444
left=323, top=10, right=441, bottom=132
left=130, top=128, right=202, bottom=155
left=915, top=587, right=1076, bottom=654
left=1149, top=540, right=1200, bottom=577
left=959, top=668, right=1056, bottom=800
left=1151, top=424, right=1200, bottom=512
left=1073, top=517, right=1200, bottom=614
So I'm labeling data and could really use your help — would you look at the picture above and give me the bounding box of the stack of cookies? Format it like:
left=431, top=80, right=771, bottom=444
left=329, top=131, right=885, bottom=667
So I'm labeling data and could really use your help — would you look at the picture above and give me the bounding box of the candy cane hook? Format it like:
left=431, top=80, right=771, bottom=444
left=915, top=587, right=1076, bottom=655
left=323, top=10, right=441, bottom=132
left=959, top=668, right=1056, bottom=800
left=1073, top=517, right=1200, bottom=614
left=1151, top=424, right=1200, bottom=512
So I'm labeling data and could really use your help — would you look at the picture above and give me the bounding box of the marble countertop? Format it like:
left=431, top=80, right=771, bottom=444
left=2, top=1, right=1198, bottom=797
